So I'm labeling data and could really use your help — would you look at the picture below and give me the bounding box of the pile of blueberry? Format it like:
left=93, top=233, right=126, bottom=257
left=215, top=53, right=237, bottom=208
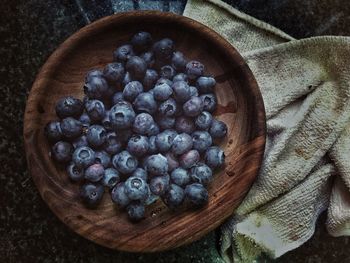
left=45, top=32, right=227, bottom=222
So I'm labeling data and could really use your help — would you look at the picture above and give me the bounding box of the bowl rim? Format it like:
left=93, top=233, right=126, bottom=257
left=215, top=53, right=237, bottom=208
left=23, top=10, right=266, bottom=252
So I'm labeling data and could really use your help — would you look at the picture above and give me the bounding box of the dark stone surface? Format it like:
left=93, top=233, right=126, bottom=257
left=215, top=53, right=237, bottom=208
left=1, top=0, right=350, bottom=262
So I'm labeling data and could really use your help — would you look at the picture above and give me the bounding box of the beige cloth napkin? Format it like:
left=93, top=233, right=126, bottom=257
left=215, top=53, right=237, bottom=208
left=184, top=0, right=350, bottom=262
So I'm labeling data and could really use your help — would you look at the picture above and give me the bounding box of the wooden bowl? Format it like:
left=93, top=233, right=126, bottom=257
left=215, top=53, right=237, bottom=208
left=23, top=11, right=265, bottom=252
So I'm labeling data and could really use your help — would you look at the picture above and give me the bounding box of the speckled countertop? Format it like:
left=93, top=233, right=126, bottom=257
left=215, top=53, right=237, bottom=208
left=1, top=0, right=350, bottom=262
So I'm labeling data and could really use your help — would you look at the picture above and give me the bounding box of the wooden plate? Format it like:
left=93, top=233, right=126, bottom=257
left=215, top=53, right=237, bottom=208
left=23, top=11, right=265, bottom=252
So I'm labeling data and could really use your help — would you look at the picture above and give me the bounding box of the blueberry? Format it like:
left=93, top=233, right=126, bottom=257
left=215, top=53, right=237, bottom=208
left=85, top=99, right=105, bottom=122
left=171, top=133, right=193, bottom=155
left=112, top=92, right=124, bottom=104
left=109, top=101, right=136, bottom=129
left=45, top=121, right=62, bottom=142
left=160, top=65, right=176, bottom=80
left=200, top=93, right=217, bottom=112
left=80, top=183, right=104, bottom=207
left=133, top=113, right=154, bottom=135
left=72, top=146, right=95, bottom=168
left=171, top=51, right=187, bottom=71
left=190, top=163, right=213, bottom=186
left=123, top=71, right=132, bottom=86
left=204, top=146, right=225, bottom=169
left=172, top=80, right=191, bottom=103
left=173, top=73, right=188, bottom=83
left=125, top=176, right=149, bottom=200
left=79, top=113, right=91, bottom=128
left=148, top=136, right=158, bottom=154
left=73, top=135, right=89, bottom=148
left=209, top=119, right=228, bottom=138
left=94, top=150, right=111, bottom=168
left=195, top=111, right=212, bottom=130
left=101, top=168, right=120, bottom=188
left=189, top=86, right=199, bottom=97
left=170, top=168, right=190, bottom=186
left=147, top=122, right=160, bottom=136
left=145, top=154, right=168, bottom=175
left=133, top=92, right=157, bottom=114
left=86, top=125, right=106, bottom=148
left=84, top=76, right=109, bottom=99
left=192, top=131, right=212, bottom=152
left=183, top=96, right=204, bottom=117
left=111, top=182, right=130, bottom=207
left=196, top=76, right=216, bottom=94
left=140, top=51, right=155, bottom=68
left=67, top=162, right=84, bottom=181
left=103, top=62, right=125, bottom=85
left=150, top=174, right=170, bottom=196
left=131, top=31, right=153, bottom=53
left=179, top=149, right=200, bottom=169
left=85, top=163, right=105, bottom=182
left=123, top=81, right=144, bottom=101
left=158, top=98, right=177, bottom=117
left=156, top=116, right=175, bottom=130
left=186, top=60, right=204, bottom=80
left=60, top=117, right=83, bottom=139
left=153, top=38, right=174, bottom=60
left=132, top=168, right=148, bottom=181
left=113, top=44, right=134, bottom=63
left=143, top=69, right=158, bottom=90
left=127, top=135, right=149, bottom=157
left=157, top=77, right=173, bottom=87
left=126, top=201, right=145, bottom=222
left=55, top=96, right=84, bottom=119
left=165, top=152, right=179, bottom=172
left=162, top=184, right=185, bottom=208
left=153, top=83, right=173, bottom=101
left=85, top=69, right=103, bottom=82
left=175, top=116, right=195, bottom=134
left=126, top=56, right=147, bottom=80
left=104, top=132, right=123, bottom=155
left=155, top=129, right=177, bottom=152
left=185, top=183, right=208, bottom=207
left=112, top=150, right=138, bottom=174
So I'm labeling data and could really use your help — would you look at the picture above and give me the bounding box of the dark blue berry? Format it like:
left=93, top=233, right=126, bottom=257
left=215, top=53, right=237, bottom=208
left=55, top=96, right=84, bottom=119
left=111, top=182, right=130, bottom=207
left=85, top=99, right=105, bottom=122
left=132, top=168, right=148, bottom=181
left=104, top=132, right=123, bottom=155
left=209, top=119, right=228, bottom=138
left=133, top=113, right=154, bottom=135
left=190, top=163, right=213, bottom=186
left=200, top=93, right=217, bottom=112
left=101, top=168, right=120, bottom=188
left=73, top=135, right=88, bottom=148
left=79, top=113, right=91, bottom=128
left=126, top=56, right=147, bottom=80
left=155, top=129, right=177, bottom=152
left=112, top=150, right=138, bottom=174
left=160, top=65, right=176, bottom=79
left=204, top=146, right=225, bottom=169
left=145, top=154, right=168, bottom=176
left=171, top=51, right=187, bottom=71
left=192, top=131, right=212, bottom=152
left=103, top=62, right=125, bottom=85
left=173, top=73, right=188, bottom=83
left=133, top=92, right=157, bottom=114
left=109, top=101, right=136, bottom=129
left=85, top=163, right=104, bottom=182
left=189, top=86, right=199, bottom=97
left=113, top=44, right=134, bottom=62
left=123, top=81, right=144, bottom=101
left=125, top=176, right=149, bottom=200
left=67, top=162, right=84, bottom=181
left=186, top=61, right=204, bottom=80
left=94, top=150, right=111, bottom=168
left=112, top=92, right=124, bottom=104
left=196, top=76, right=216, bottom=94
left=157, top=77, right=173, bottom=87
left=157, top=116, right=175, bottom=130
left=85, top=69, right=103, bottom=82
left=163, top=184, right=185, bottom=208
left=45, top=121, right=62, bottom=142
left=60, top=117, right=83, bottom=139
left=148, top=136, right=158, bottom=154
left=127, top=135, right=149, bottom=157
left=143, top=69, right=158, bottom=90
left=140, top=51, right=155, bottom=68
left=126, top=201, right=145, bottom=222
left=171, top=133, right=193, bottom=155
left=185, top=183, right=208, bottom=207
left=170, top=168, right=190, bottom=186
left=147, top=122, right=160, bottom=136
left=153, top=38, right=174, bottom=60
left=172, top=80, right=191, bottom=103
left=183, top=96, right=204, bottom=117
left=175, top=116, right=195, bottom=134
left=153, top=83, right=173, bottom=101
left=72, top=146, right=95, bottom=168
left=158, top=98, right=177, bottom=117
left=80, top=183, right=104, bottom=207
left=150, top=174, right=170, bottom=196
left=195, top=111, right=212, bottom=130
left=131, top=31, right=153, bottom=53
left=86, top=125, right=106, bottom=148
left=179, top=149, right=200, bottom=169
left=84, top=76, right=109, bottom=99
left=165, top=152, right=179, bottom=172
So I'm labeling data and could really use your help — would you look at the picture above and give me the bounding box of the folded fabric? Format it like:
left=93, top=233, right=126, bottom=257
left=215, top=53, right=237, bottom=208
left=184, top=0, right=350, bottom=262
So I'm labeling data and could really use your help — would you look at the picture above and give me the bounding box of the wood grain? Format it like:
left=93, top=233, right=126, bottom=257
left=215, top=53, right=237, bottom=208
left=23, top=11, right=266, bottom=252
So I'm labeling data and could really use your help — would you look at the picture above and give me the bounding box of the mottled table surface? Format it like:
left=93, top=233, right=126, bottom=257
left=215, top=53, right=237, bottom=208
left=1, top=0, right=350, bottom=262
